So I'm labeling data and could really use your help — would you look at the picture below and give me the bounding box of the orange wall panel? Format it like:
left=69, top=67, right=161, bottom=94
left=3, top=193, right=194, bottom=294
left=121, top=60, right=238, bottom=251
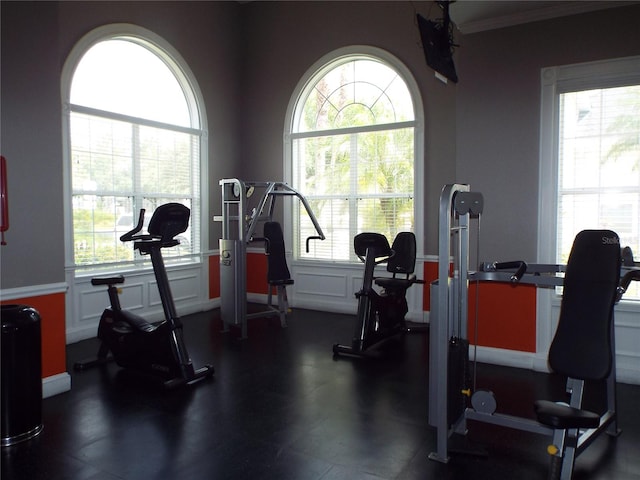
left=467, top=282, right=536, bottom=353
left=423, top=260, right=536, bottom=353
left=1, top=292, right=66, bottom=378
left=246, top=252, right=268, bottom=294
left=209, top=252, right=270, bottom=298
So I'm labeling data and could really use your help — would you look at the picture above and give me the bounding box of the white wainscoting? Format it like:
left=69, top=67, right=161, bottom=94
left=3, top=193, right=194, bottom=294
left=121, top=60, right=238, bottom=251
left=66, top=260, right=212, bottom=344
left=287, top=259, right=427, bottom=323
left=429, top=280, right=640, bottom=386
left=611, top=303, right=640, bottom=385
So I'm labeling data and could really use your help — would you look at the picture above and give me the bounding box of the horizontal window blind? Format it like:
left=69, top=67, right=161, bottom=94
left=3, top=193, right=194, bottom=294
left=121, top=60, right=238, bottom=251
left=71, top=111, right=201, bottom=268
left=558, top=85, right=640, bottom=299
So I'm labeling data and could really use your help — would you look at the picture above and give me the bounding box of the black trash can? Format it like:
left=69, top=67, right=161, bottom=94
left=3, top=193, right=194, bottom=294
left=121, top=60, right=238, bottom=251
left=1, top=304, right=43, bottom=447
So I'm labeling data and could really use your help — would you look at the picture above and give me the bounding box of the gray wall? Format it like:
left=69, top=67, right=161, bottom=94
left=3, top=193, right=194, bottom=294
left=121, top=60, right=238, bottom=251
left=455, top=5, right=640, bottom=262
left=1, top=2, right=64, bottom=287
left=238, top=1, right=457, bottom=250
left=1, top=1, right=242, bottom=289
left=2, top=1, right=640, bottom=290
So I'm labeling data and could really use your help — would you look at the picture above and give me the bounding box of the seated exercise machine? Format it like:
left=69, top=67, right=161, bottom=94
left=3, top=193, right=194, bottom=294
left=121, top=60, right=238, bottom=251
left=428, top=184, right=640, bottom=479
left=75, top=203, right=214, bottom=388
left=333, top=231, right=418, bottom=357
left=214, top=179, right=325, bottom=338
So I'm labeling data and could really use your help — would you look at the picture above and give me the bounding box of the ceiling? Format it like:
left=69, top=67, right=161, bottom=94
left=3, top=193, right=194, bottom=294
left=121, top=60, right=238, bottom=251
left=449, top=0, right=637, bottom=34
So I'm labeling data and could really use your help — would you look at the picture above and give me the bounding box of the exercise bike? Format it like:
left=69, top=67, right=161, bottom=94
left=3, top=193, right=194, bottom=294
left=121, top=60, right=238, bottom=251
left=74, top=203, right=214, bottom=388
left=333, top=231, right=417, bottom=357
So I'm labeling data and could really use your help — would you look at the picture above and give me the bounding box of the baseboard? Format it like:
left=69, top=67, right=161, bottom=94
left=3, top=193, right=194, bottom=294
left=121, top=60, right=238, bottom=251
left=471, top=345, right=539, bottom=370
left=617, top=367, right=640, bottom=385
left=43, top=372, right=71, bottom=398
left=66, top=324, right=101, bottom=344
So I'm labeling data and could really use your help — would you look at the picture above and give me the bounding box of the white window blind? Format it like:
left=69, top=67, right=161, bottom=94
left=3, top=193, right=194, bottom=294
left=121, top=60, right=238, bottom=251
left=558, top=85, right=640, bottom=299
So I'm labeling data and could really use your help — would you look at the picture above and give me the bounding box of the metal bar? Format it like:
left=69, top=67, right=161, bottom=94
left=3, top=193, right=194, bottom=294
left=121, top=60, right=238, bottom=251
left=465, top=409, right=554, bottom=436
left=470, top=271, right=564, bottom=287
left=429, top=183, right=469, bottom=464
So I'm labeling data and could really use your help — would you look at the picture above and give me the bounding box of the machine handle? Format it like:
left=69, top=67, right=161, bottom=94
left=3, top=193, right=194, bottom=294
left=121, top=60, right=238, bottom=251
left=120, top=209, right=146, bottom=242
left=493, top=261, right=528, bottom=283
left=305, top=235, right=324, bottom=253
left=617, top=269, right=640, bottom=302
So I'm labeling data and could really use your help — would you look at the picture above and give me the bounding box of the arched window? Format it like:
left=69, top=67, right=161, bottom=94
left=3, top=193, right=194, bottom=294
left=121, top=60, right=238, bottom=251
left=62, top=24, right=207, bottom=272
left=286, top=47, right=422, bottom=262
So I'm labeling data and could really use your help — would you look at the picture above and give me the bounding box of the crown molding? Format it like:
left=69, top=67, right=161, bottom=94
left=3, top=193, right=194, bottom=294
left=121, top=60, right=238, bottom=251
left=454, top=1, right=634, bottom=34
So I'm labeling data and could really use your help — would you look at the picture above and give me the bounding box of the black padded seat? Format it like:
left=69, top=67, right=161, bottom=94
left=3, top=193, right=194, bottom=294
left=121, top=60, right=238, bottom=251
left=375, top=277, right=415, bottom=290
left=534, top=400, right=600, bottom=430
left=375, top=232, right=417, bottom=292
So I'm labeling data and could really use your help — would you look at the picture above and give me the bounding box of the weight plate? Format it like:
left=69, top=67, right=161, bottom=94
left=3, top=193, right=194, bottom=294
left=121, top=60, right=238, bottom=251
left=471, top=389, right=497, bottom=414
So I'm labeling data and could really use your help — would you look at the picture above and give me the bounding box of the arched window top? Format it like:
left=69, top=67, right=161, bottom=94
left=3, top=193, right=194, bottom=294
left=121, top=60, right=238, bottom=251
left=63, top=24, right=203, bottom=131
left=294, top=53, right=415, bottom=133
left=71, top=39, right=191, bottom=127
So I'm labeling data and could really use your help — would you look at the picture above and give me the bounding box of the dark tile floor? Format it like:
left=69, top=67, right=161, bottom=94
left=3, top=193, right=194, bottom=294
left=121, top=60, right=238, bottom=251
left=2, top=307, right=640, bottom=479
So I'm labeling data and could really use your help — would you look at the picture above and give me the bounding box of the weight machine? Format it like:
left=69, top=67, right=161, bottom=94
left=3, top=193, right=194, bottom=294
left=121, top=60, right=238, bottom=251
left=214, top=179, right=324, bottom=338
left=428, top=184, right=639, bottom=479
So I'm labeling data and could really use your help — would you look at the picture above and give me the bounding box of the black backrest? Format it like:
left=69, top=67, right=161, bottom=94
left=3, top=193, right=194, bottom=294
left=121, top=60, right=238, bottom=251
left=264, top=221, right=291, bottom=283
left=147, top=203, right=190, bottom=242
left=387, top=232, right=416, bottom=276
left=548, top=230, right=621, bottom=381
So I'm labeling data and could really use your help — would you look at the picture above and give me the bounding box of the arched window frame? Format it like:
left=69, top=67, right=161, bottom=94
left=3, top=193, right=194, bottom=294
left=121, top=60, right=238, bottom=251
left=284, top=46, right=424, bottom=263
left=60, top=23, right=209, bottom=275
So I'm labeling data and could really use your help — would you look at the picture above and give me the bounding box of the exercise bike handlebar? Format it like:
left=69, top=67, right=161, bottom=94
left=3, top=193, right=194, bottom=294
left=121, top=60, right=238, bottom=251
left=120, top=209, right=147, bottom=242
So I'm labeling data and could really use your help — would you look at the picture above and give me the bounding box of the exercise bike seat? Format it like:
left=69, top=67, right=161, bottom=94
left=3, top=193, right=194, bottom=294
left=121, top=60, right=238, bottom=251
left=375, top=232, right=417, bottom=291
left=534, top=400, right=600, bottom=430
